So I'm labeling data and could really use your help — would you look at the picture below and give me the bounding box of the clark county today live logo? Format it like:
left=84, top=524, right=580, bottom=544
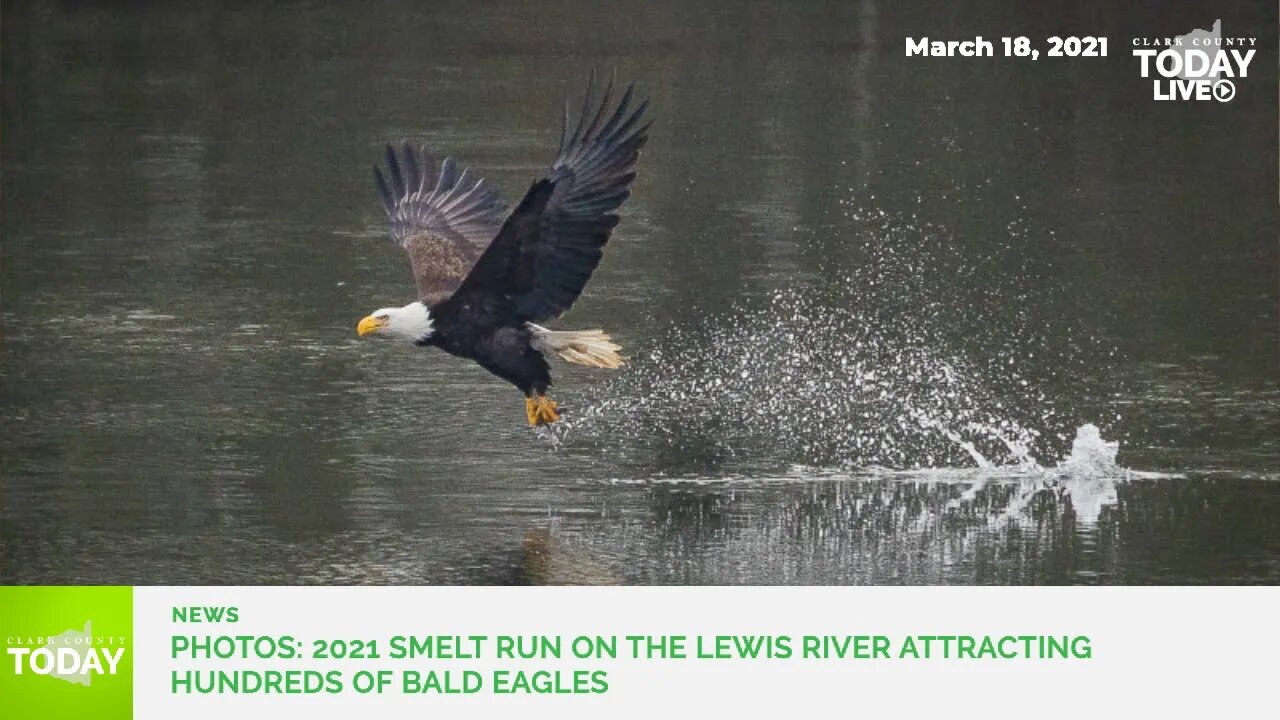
left=1133, top=19, right=1256, bottom=102
left=0, top=587, right=134, bottom=720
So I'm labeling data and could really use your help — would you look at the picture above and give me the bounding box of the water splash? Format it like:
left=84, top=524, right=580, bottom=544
left=561, top=283, right=1077, bottom=472
left=592, top=423, right=1163, bottom=540
left=555, top=201, right=1117, bottom=477
left=1039, top=423, right=1124, bottom=524
left=1059, top=423, right=1120, bottom=474
left=951, top=423, right=1134, bottom=525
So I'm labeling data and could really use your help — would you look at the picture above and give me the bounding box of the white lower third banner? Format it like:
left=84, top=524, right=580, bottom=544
left=133, top=587, right=1276, bottom=717
left=3, top=587, right=1276, bottom=718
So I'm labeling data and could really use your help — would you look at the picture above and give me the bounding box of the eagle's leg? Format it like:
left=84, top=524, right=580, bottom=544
left=525, top=392, right=561, bottom=426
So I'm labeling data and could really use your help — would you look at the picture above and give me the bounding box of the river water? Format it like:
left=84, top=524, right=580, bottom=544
left=2, top=1, right=1277, bottom=584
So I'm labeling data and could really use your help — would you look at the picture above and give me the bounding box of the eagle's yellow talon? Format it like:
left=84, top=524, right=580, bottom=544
left=526, top=394, right=560, bottom=426
left=541, top=397, right=560, bottom=424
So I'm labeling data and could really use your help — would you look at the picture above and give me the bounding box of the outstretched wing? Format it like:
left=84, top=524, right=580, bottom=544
left=373, top=145, right=507, bottom=305
left=450, top=74, right=650, bottom=321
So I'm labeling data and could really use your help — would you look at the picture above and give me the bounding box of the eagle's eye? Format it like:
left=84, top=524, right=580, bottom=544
left=377, top=314, right=389, bottom=321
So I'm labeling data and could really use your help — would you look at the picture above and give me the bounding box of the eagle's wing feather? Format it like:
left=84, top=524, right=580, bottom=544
left=374, top=145, right=507, bottom=305
left=451, top=75, right=649, bottom=321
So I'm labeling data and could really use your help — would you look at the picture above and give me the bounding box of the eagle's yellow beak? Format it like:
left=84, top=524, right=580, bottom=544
left=357, top=315, right=386, bottom=337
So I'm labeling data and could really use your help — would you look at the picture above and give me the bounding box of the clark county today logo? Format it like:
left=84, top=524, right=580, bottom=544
left=1132, top=19, right=1256, bottom=102
left=7, top=620, right=127, bottom=684
left=0, top=587, right=134, bottom=720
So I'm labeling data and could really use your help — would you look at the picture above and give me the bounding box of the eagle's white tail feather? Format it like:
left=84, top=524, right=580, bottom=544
left=529, top=324, right=624, bottom=369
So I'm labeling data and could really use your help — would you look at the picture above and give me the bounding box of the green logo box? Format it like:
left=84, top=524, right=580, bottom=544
left=0, top=586, right=133, bottom=720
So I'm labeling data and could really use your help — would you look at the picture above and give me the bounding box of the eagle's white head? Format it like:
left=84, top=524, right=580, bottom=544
left=356, top=301, right=434, bottom=342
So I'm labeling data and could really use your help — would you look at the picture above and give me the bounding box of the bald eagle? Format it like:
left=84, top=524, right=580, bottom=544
left=356, top=76, right=649, bottom=426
